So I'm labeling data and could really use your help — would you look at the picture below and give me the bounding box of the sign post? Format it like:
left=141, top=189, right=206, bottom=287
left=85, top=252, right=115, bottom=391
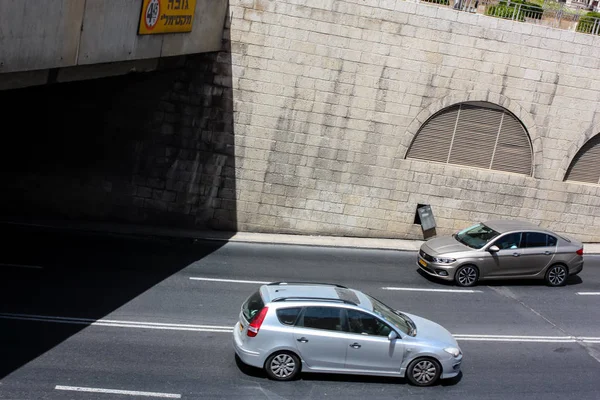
left=138, top=0, right=196, bottom=35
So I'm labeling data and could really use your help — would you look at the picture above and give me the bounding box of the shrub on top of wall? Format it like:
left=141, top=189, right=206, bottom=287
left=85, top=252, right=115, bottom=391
left=576, top=11, right=600, bottom=35
left=486, top=0, right=542, bottom=21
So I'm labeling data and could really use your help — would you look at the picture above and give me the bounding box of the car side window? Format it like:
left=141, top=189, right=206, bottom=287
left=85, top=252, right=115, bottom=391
left=299, top=307, right=343, bottom=331
left=493, top=233, right=522, bottom=250
left=547, top=235, right=557, bottom=247
left=276, top=307, right=302, bottom=326
left=523, top=232, right=550, bottom=248
left=346, top=309, right=392, bottom=337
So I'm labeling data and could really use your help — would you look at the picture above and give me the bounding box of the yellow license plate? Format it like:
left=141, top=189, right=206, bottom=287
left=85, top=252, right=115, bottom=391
left=419, top=258, right=428, bottom=267
left=240, top=323, right=244, bottom=332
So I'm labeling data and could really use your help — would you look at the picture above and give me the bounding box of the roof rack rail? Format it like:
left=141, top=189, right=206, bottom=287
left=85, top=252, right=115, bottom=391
left=271, top=296, right=357, bottom=306
left=268, top=281, right=348, bottom=289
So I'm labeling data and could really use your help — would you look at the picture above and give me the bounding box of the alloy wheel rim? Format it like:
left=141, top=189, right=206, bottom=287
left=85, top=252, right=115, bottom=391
left=548, top=266, right=566, bottom=285
left=270, top=354, right=296, bottom=378
left=413, top=360, right=437, bottom=384
left=458, top=267, right=476, bottom=286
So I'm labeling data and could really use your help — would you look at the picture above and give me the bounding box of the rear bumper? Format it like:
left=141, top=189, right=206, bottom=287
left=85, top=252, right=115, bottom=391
left=233, top=322, right=263, bottom=368
left=569, top=260, right=584, bottom=275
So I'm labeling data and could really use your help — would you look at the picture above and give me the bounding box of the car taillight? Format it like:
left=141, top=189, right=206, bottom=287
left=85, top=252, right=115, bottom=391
left=576, top=248, right=584, bottom=256
left=247, top=307, right=268, bottom=337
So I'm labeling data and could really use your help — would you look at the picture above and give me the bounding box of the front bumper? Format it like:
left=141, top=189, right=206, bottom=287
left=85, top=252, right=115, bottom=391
left=417, top=255, right=456, bottom=282
left=440, top=353, right=463, bottom=379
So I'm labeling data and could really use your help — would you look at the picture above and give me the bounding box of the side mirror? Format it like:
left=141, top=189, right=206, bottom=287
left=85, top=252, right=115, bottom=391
left=488, top=245, right=500, bottom=253
left=388, top=330, right=399, bottom=341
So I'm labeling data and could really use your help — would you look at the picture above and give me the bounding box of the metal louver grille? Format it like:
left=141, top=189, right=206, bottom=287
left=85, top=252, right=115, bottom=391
left=565, top=135, right=600, bottom=184
left=449, top=105, right=501, bottom=169
left=406, top=102, right=533, bottom=176
left=491, top=115, right=532, bottom=175
left=406, top=106, right=459, bottom=163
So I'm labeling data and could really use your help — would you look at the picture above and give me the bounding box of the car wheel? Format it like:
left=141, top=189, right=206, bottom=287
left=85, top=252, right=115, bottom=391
left=455, top=265, right=479, bottom=287
left=545, top=264, right=567, bottom=287
left=406, top=357, right=441, bottom=387
left=264, top=352, right=301, bottom=381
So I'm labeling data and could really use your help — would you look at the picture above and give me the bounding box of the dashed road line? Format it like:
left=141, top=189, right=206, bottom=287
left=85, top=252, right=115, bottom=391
left=381, top=287, right=482, bottom=293
left=577, top=292, right=600, bottom=296
left=189, top=277, right=270, bottom=284
left=55, top=385, right=181, bottom=398
left=0, top=263, right=43, bottom=269
left=0, top=313, right=233, bottom=332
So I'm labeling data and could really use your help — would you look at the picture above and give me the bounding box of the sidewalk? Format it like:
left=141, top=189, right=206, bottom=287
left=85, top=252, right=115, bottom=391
left=2, top=219, right=599, bottom=254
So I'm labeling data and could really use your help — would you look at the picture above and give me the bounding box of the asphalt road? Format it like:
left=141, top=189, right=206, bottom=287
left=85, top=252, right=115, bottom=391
left=0, top=227, right=599, bottom=399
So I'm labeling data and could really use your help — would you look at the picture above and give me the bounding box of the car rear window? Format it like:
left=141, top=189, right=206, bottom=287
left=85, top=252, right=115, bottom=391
left=242, top=291, right=264, bottom=322
left=276, top=307, right=302, bottom=326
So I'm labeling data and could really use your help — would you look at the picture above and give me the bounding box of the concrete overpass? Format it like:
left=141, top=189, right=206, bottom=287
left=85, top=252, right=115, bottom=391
left=0, top=0, right=228, bottom=89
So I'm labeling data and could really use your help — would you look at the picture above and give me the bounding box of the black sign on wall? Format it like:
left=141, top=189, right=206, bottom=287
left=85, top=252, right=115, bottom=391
left=414, top=204, right=437, bottom=239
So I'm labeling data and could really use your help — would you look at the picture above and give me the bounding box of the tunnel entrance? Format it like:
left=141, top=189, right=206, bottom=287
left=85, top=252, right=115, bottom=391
left=0, top=54, right=236, bottom=230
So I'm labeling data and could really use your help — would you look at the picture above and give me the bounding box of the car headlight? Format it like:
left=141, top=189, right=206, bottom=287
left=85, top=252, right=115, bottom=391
left=444, top=347, right=461, bottom=357
left=433, top=257, right=456, bottom=264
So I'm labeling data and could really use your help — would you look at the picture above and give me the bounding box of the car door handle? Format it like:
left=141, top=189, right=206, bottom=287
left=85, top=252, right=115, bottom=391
left=544, top=251, right=551, bottom=255
left=512, top=253, right=520, bottom=257
left=297, top=337, right=308, bottom=343
left=349, top=343, right=361, bottom=349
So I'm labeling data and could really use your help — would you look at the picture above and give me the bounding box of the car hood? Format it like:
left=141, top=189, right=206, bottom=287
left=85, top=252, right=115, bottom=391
left=422, top=235, right=471, bottom=256
left=403, top=312, right=458, bottom=348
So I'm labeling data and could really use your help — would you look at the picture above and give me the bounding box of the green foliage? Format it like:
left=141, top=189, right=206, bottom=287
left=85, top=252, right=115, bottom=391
left=485, top=4, right=525, bottom=21
left=576, top=12, right=600, bottom=34
left=485, top=0, right=542, bottom=21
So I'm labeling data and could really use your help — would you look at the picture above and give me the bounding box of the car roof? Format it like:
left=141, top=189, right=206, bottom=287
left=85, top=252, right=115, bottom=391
left=483, top=219, right=546, bottom=233
left=261, top=283, right=374, bottom=311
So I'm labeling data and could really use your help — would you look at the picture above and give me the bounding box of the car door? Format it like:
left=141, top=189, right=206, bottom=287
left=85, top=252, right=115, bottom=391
left=343, top=309, right=404, bottom=374
left=519, top=232, right=557, bottom=275
left=292, top=306, right=348, bottom=370
left=485, top=232, right=526, bottom=277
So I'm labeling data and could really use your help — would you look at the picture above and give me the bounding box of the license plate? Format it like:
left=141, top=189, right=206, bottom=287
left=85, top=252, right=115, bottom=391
left=239, top=323, right=244, bottom=332
left=418, top=258, right=428, bottom=267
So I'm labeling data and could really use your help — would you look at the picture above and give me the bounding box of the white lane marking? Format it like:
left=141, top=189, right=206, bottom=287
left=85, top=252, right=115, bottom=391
left=189, top=277, right=271, bottom=284
left=55, top=385, right=181, bottom=398
left=5, top=313, right=600, bottom=343
left=453, top=334, right=600, bottom=343
left=381, top=287, right=482, bottom=293
left=0, top=313, right=233, bottom=332
left=0, top=263, right=43, bottom=269
left=577, top=292, right=600, bottom=295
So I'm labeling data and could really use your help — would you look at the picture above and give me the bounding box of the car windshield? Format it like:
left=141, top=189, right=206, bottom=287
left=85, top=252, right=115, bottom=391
left=455, top=223, right=500, bottom=249
left=366, top=294, right=415, bottom=336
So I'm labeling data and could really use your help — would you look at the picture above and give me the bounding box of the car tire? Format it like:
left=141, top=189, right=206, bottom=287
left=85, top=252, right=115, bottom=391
left=545, top=264, right=568, bottom=287
left=264, top=351, right=301, bottom=381
left=454, top=265, right=479, bottom=287
left=406, top=357, right=442, bottom=387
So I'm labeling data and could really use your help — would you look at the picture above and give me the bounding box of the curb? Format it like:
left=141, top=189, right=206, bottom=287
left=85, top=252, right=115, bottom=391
left=1, top=220, right=599, bottom=254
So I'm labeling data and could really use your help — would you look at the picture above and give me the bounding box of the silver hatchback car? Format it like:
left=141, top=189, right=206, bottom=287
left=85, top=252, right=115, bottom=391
left=418, top=219, right=584, bottom=287
left=233, top=282, right=462, bottom=386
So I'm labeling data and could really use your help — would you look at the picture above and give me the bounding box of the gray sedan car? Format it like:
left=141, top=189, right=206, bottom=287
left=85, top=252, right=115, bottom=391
left=417, top=219, right=584, bottom=287
left=233, top=282, right=462, bottom=386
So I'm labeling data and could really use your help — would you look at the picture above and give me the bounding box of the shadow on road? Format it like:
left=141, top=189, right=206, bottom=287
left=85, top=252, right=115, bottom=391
left=234, top=354, right=463, bottom=387
left=416, top=269, right=583, bottom=287
left=0, top=224, right=231, bottom=379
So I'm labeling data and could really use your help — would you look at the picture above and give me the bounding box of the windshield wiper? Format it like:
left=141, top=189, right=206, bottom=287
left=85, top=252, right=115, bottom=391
left=394, top=310, right=417, bottom=336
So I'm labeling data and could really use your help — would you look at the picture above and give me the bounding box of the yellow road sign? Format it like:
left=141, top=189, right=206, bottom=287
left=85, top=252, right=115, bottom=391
left=138, top=0, right=196, bottom=35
